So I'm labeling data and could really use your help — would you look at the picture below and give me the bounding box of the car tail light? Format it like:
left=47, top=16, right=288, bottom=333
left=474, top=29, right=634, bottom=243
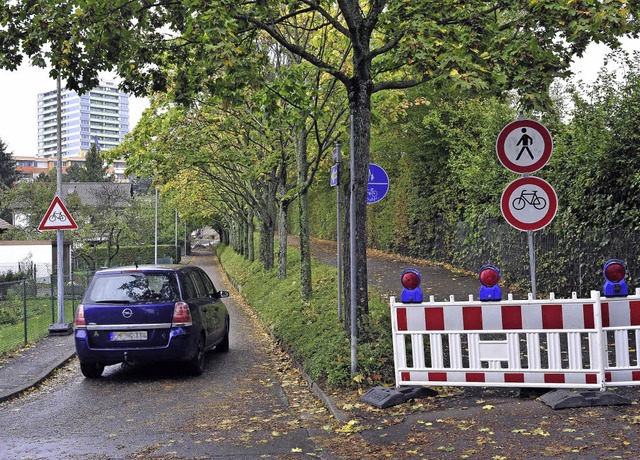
left=172, top=302, right=193, bottom=327
left=75, top=304, right=86, bottom=328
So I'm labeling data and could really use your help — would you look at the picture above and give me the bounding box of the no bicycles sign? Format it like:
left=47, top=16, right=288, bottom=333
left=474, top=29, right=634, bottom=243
left=500, top=176, right=557, bottom=231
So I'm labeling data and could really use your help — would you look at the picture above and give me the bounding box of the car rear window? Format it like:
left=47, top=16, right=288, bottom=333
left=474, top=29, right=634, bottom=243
left=83, top=272, right=179, bottom=303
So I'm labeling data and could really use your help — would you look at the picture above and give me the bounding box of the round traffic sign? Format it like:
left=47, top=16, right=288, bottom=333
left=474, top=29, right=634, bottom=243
left=496, top=119, right=553, bottom=174
left=367, top=163, right=389, bottom=204
left=500, top=176, right=557, bottom=231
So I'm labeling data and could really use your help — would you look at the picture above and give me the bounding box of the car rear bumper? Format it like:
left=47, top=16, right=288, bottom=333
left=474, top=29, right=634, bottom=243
left=74, top=327, right=199, bottom=365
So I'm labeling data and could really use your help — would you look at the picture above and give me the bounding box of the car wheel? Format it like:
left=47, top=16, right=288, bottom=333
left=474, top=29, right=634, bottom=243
left=217, top=317, right=230, bottom=352
left=186, top=334, right=206, bottom=376
left=80, top=362, right=104, bottom=379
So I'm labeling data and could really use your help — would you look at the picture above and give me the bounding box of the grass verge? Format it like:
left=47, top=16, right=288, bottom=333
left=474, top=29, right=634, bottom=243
left=216, top=243, right=395, bottom=389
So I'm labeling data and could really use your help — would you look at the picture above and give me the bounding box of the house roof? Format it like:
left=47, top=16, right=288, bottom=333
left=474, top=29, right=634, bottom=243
left=62, top=182, right=133, bottom=208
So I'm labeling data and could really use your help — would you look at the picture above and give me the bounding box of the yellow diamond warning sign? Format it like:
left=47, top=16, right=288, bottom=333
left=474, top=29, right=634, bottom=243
left=38, top=196, right=78, bottom=231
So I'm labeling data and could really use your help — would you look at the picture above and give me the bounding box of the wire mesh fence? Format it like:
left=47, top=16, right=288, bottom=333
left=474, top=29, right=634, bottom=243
left=0, top=273, right=93, bottom=357
left=436, top=219, right=640, bottom=298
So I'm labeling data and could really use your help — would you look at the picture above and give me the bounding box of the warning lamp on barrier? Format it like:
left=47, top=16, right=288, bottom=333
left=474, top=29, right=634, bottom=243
left=401, top=269, right=423, bottom=303
left=603, top=259, right=629, bottom=297
left=479, top=264, right=502, bottom=301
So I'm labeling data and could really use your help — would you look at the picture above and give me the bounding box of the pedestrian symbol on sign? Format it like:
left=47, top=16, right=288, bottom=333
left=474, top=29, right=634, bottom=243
left=516, top=128, right=534, bottom=160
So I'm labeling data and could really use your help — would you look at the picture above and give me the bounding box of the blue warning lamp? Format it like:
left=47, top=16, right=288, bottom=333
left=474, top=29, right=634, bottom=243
left=479, top=264, right=502, bottom=301
left=603, top=259, right=628, bottom=297
left=401, top=269, right=423, bottom=303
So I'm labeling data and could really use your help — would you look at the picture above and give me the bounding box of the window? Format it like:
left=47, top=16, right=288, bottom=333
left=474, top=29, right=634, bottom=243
left=189, top=270, right=207, bottom=298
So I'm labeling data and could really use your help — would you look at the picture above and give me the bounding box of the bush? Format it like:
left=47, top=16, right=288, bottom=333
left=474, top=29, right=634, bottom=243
left=217, top=243, right=394, bottom=389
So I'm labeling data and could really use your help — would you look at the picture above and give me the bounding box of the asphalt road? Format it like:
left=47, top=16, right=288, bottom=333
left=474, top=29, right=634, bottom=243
left=0, top=253, right=341, bottom=459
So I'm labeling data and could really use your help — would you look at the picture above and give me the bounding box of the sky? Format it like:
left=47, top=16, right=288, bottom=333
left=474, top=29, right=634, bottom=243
left=0, top=66, right=150, bottom=157
left=0, top=38, right=638, bottom=157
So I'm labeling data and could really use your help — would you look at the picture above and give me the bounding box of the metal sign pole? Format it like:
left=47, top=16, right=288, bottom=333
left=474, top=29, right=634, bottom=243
left=528, top=230, right=537, bottom=300
left=333, top=141, right=343, bottom=322
left=49, top=75, right=71, bottom=335
left=349, top=113, right=357, bottom=375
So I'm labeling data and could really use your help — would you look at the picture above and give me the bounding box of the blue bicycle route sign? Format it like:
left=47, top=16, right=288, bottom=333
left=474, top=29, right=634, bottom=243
left=367, top=164, right=389, bottom=204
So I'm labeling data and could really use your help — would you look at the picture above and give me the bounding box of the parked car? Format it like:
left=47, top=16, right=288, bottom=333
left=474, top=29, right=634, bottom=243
left=74, top=264, right=230, bottom=378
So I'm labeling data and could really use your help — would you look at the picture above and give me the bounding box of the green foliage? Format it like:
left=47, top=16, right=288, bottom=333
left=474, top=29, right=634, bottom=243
left=0, top=138, right=18, bottom=189
left=76, top=244, right=180, bottom=270
left=217, top=243, right=394, bottom=388
left=64, top=144, right=109, bottom=182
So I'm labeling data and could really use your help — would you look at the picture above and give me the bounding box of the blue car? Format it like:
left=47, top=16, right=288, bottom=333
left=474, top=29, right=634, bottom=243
left=74, top=264, right=230, bottom=378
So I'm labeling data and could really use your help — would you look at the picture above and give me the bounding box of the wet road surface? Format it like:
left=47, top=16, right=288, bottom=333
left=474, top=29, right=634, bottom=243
left=0, top=252, right=339, bottom=459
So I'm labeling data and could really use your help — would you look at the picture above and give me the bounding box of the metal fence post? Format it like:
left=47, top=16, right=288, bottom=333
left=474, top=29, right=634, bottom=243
left=23, top=279, right=28, bottom=345
left=50, top=274, right=55, bottom=323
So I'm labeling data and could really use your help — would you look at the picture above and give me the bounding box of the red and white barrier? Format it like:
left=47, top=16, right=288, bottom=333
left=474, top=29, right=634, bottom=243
left=390, top=289, right=640, bottom=389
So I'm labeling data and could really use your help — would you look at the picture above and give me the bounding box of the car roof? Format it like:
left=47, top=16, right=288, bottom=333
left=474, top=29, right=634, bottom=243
left=94, top=264, right=187, bottom=275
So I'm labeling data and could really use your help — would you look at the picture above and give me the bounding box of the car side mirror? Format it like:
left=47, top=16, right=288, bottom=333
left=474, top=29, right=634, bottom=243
left=218, top=290, right=230, bottom=298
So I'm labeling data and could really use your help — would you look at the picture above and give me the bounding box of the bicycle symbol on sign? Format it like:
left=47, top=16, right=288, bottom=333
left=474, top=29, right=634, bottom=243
left=367, top=188, right=379, bottom=202
left=48, top=211, right=67, bottom=222
left=511, top=189, right=547, bottom=211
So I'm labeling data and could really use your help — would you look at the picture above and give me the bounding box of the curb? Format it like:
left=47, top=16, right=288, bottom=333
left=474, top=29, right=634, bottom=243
left=212, top=249, right=349, bottom=423
left=0, top=348, right=76, bottom=404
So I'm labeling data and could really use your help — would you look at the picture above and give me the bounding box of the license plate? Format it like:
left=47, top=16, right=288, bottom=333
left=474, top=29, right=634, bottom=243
left=110, top=331, right=148, bottom=341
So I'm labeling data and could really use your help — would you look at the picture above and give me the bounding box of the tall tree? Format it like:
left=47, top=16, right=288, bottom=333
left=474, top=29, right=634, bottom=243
left=83, top=143, right=109, bottom=182
left=0, top=139, right=18, bottom=190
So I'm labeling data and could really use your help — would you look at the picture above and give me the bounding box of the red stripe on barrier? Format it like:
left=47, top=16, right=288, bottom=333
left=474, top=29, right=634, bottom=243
left=633, top=371, right=640, bottom=381
left=605, top=372, right=612, bottom=382
left=601, top=302, right=610, bottom=328
left=502, top=305, right=523, bottom=329
left=466, top=373, right=485, bottom=382
left=401, top=372, right=410, bottom=381
left=583, top=304, right=595, bottom=329
left=542, top=305, right=563, bottom=329
left=429, top=372, right=448, bottom=382
left=630, top=301, right=640, bottom=326
left=504, top=373, right=525, bottom=383
left=397, top=308, right=407, bottom=331
left=586, top=374, right=598, bottom=384
left=544, top=374, right=565, bottom=384
left=463, top=306, right=483, bottom=330
left=425, top=308, right=445, bottom=330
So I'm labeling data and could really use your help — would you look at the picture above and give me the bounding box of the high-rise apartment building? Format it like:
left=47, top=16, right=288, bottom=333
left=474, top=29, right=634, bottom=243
left=37, top=81, right=129, bottom=158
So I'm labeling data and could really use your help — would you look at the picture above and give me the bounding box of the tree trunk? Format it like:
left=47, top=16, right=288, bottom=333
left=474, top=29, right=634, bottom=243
left=296, top=129, right=312, bottom=300
left=247, top=208, right=255, bottom=262
left=348, top=64, right=372, bottom=330
left=277, top=199, right=288, bottom=279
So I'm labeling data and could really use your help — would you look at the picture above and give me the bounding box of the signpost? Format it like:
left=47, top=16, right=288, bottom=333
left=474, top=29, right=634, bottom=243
left=39, top=194, right=78, bottom=335
left=496, top=117, right=555, bottom=299
left=331, top=141, right=343, bottom=322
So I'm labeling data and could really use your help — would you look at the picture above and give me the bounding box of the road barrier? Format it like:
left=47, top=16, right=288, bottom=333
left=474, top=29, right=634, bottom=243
left=391, top=289, right=640, bottom=390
